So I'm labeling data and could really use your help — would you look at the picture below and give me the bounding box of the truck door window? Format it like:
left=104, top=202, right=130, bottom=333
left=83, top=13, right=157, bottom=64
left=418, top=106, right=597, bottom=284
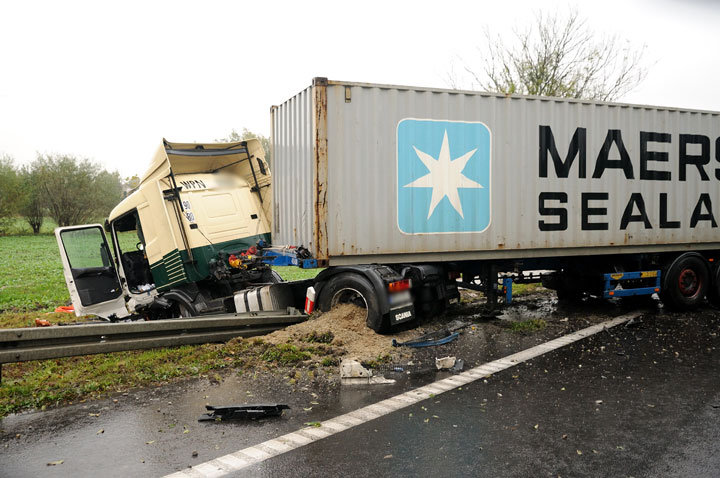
left=62, top=228, right=112, bottom=269
left=112, top=211, right=155, bottom=292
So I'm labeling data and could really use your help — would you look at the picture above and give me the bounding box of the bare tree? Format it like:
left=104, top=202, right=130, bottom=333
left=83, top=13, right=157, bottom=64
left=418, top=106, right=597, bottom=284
left=456, top=11, right=647, bottom=101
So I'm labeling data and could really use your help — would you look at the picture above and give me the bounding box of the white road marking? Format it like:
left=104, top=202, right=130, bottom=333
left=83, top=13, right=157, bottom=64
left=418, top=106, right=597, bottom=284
left=164, top=311, right=640, bottom=478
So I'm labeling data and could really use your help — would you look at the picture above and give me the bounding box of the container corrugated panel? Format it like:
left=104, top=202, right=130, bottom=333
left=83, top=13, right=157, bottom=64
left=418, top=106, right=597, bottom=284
left=271, top=86, right=315, bottom=250
left=274, top=79, right=720, bottom=265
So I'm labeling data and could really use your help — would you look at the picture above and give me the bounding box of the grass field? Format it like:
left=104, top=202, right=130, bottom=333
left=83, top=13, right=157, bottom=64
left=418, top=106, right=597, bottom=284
left=0, top=234, right=69, bottom=314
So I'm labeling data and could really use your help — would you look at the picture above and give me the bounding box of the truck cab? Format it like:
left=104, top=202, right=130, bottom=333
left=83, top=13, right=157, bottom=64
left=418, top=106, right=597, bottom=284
left=56, top=138, right=274, bottom=320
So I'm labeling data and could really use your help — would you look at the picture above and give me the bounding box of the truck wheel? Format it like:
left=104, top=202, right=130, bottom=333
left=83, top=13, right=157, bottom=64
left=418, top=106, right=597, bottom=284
left=170, top=300, right=196, bottom=318
left=661, top=255, right=709, bottom=310
left=318, top=273, right=386, bottom=333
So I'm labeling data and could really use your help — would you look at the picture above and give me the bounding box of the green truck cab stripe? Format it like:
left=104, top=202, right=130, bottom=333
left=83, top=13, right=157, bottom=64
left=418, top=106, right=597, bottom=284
left=150, top=233, right=271, bottom=291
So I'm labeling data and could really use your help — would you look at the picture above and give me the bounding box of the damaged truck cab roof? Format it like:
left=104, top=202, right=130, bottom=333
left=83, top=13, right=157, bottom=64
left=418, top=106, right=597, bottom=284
left=108, top=138, right=272, bottom=292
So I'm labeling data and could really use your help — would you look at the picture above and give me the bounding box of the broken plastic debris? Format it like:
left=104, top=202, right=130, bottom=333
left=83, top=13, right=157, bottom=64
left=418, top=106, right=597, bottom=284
left=435, top=356, right=457, bottom=370
left=340, top=360, right=372, bottom=378
left=340, top=359, right=395, bottom=385
left=198, top=404, right=290, bottom=421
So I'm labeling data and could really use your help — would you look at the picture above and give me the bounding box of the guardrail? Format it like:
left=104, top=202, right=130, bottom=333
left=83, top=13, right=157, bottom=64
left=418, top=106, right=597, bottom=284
left=0, top=309, right=306, bottom=380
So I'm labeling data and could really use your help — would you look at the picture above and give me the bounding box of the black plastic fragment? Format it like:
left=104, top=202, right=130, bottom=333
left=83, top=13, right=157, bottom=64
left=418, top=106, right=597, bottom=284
left=198, top=404, right=290, bottom=422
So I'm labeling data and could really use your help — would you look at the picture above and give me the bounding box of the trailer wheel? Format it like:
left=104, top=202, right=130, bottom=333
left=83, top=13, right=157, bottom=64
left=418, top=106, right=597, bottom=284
left=661, top=255, right=709, bottom=310
left=318, top=273, right=386, bottom=333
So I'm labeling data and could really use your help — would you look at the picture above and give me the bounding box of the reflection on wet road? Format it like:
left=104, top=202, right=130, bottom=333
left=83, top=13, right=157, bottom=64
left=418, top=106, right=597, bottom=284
left=2, top=301, right=719, bottom=477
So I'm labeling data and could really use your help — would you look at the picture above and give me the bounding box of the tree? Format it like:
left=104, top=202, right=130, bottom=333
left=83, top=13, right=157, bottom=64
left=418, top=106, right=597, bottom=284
left=218, top=128, right=271, bottom=164
left=31, top=154, right=123, bottom=227
left=0, top=155, right=21, bottom=234
left=18, top=165, right=45, bottom=234
left=452, top=11, right=647, bottom=101
left=122, top=175, right=141, bottom=197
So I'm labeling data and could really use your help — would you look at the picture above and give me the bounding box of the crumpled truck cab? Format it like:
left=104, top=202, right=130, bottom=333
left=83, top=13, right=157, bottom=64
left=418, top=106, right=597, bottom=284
left=55, top=138, right=275, bottom=320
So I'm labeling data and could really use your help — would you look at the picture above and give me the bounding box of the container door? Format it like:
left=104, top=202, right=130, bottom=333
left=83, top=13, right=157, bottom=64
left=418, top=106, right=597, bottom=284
left=55, top=225, right=129, bottom=319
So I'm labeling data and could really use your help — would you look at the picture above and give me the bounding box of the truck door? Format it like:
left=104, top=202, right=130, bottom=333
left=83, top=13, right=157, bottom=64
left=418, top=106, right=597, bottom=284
left=55, top=225, right=130, bottom=319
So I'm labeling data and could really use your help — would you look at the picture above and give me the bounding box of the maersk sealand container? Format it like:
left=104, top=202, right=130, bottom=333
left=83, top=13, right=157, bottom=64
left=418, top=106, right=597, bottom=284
left=272, top=77, right=720, bottom=312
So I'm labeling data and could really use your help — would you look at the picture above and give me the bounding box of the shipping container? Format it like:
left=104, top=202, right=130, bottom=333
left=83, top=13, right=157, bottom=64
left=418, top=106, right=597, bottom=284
left=271, top=78, right=720, bottom=266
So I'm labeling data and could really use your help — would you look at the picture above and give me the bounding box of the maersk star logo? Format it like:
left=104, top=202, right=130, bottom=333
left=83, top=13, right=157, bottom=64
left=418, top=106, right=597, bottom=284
left=397, top=119, right=491, bottom=234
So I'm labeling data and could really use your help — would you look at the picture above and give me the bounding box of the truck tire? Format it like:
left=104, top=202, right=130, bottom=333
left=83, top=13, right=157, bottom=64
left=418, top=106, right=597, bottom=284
left=661, top=255, right=709, bottom=310
left=167, top=296, right=197, bottom=318
left=318, top=273, right=386, bottom=333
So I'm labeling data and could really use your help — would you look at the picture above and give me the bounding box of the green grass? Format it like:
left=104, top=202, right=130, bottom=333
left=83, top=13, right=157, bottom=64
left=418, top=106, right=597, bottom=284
left=273, top=266, right=323, bottom=282
left=261, top=343, right=312, bottom=365
left=508, top=318, right=547, bottom=333
left=511, top=283, right=544, bottom=296
left=0, top=341, right=257, bottom=417
left=0, top=234, right=69, bottom=314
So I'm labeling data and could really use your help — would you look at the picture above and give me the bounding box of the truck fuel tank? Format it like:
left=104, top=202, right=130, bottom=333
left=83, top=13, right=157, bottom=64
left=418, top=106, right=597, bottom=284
left=234, top=284, right=296, bottom=313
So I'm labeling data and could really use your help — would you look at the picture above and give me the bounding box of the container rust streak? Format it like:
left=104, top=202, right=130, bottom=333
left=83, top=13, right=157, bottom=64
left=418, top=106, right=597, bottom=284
left=312, top=77, right=329, bottom=261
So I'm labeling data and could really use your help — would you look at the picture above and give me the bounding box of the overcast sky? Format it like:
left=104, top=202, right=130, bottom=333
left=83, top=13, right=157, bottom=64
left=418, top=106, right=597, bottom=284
left=0, top=0, right=718, bottom=177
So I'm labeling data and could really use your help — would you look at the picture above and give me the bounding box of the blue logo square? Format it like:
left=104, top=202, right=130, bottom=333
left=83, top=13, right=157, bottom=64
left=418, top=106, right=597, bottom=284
left=397, top=119, right=491, bottom=234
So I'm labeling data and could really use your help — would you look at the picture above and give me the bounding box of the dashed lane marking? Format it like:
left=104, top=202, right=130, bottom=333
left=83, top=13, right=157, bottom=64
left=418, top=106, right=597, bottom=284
left=164, top=311, right=641, bottom=478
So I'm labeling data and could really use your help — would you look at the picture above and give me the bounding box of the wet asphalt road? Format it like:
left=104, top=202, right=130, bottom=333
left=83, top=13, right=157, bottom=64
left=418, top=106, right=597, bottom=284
left=2, top=304, right=720, bottom=477
left=237, top=310, right=720, bottom=478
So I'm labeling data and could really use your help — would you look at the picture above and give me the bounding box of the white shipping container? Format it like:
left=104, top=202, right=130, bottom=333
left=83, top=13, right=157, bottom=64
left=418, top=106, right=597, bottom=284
left=271, top=78, right=720, bottom=266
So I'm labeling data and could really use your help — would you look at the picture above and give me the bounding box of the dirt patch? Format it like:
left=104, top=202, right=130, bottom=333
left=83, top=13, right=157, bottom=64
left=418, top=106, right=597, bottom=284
left=263, top=304, right=422, bottom=362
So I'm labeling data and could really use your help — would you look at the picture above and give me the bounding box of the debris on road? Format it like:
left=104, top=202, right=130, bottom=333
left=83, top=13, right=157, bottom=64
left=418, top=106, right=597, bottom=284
left=46, top=460, right=64, bottom=466
left=340, top=359, right=396, bottom=385
left=198, top=404, right=290, bottom=422
left=392, top=329, right=459, bottom=348
left=259, top=304, right=420, bottom=362
left=340, top=359, right=372, bottom=379
left=451, top=359, right=464, bottom=372
left=435, top=356, right=457, bottom=370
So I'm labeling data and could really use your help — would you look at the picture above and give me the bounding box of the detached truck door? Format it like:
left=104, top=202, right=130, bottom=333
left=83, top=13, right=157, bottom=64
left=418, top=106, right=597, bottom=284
left=55, top=224, right=129, bottom=319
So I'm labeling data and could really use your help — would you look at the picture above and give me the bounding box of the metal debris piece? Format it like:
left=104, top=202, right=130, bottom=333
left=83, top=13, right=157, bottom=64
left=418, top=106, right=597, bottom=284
left=451, top=359, right=465, bottom=372
left=198, top=404, right=290, bottom=422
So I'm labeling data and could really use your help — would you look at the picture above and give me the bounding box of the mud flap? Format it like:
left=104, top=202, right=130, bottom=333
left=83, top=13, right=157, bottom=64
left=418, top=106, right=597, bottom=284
left=389, top=304, right=414, bottom=325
